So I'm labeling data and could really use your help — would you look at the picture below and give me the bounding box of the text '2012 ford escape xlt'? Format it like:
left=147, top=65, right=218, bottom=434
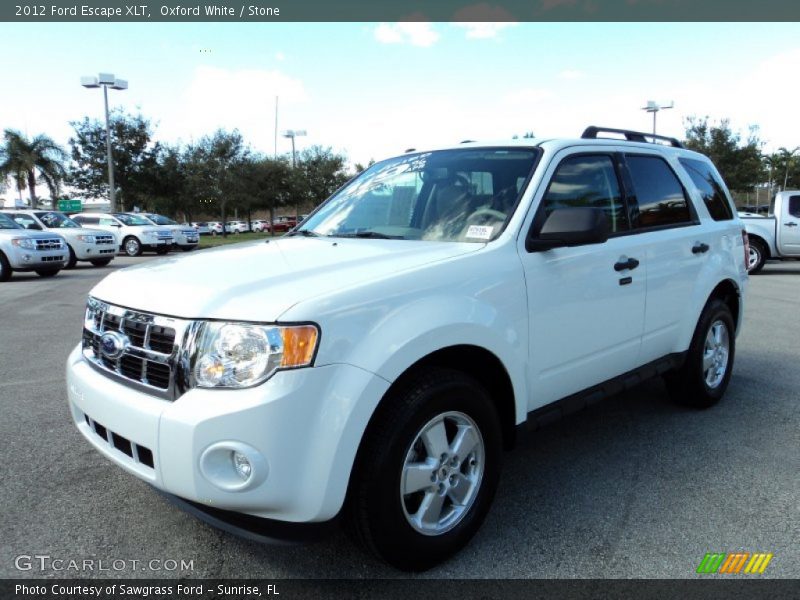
left=66, top=127, right=748, bottom=571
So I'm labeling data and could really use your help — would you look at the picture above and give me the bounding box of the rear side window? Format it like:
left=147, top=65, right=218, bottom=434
left=542, top=154, right=628, bottom=232
left=74, top=216, right=98, bottom=225
left=626, top=155, right=692, bottom=228
left=679, top=158, right=734, bottom=221
left=789, top=196, right=800, bottom=218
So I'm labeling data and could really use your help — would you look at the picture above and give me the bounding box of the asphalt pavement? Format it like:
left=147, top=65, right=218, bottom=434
left=1, top=255, right=798, bottom=579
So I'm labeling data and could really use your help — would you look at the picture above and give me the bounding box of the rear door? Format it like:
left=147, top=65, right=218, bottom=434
left=622, top=152, right=708, bottom=364
left=519, top=148, right=648, bottom=408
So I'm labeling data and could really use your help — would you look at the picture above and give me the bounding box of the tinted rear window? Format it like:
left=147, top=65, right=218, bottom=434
left=679, top=158, right=734, bottom=221
left=627, top=155, right=692, bottom=228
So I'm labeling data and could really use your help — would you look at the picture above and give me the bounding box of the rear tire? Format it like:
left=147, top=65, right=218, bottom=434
left=90, top=258, right=113, bottom=267
left=665, top=299, right=735, bottom=409
left=35, top=268, right=60, bottom=278
left=0, top=252, right=12, bottom=282
left=747, top=238, right=767, bottom=274
left=65, top=245, right=77, bottom=269
left=347, top=367, right=502, bottom=571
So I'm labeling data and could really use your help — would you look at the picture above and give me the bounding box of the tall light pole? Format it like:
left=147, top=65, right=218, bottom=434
left=641, top=100, right=673, bottom=135
left=81, top=73, right=127, bottom=213
left=283, top=129, right=307, bottom=220
left=283, top=129, right=306, bottom=168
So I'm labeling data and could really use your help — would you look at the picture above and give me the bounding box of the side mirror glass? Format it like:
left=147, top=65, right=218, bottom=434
left=527, top=207, right=610, bottom=252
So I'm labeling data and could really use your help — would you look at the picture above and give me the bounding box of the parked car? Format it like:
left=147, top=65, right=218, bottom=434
left=137, top=213, right=199, bottom=252
left=207, top=221, right=224, bottom=235
left=270, top=215, right=296, bottom=233
left=740, top=190, right=800, bottom=273
left=2, top=209, right=117, bottom=268
left=251, top=219, right=270, bottom=233
left=72, top=212, right=174, bottom=256
left=226, top=220, right=250, bottom=234
left=0, top=211, right=67, bottom=280
left=66, top=127, right=748, bottom=571
left=190, top=222, right=211, bottom=235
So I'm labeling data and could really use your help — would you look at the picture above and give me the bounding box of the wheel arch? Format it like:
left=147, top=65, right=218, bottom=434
left=747, top=233, right=771, bottom=258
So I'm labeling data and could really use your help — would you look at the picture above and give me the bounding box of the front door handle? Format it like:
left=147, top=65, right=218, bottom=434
left=785, top=222, right=798, bottom=227
left=614, top=257, right=640, bottom=272
left=692, top=243, right=710, bottom=254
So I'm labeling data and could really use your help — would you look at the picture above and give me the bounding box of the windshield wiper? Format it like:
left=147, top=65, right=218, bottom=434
left=333, top=231, right=404, bottom=240
left=285, top=229, right=322, bottom=237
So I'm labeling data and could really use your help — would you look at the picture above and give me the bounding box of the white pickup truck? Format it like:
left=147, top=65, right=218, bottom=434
left=66, top=127, right=748, bottom=571
left=740, top=190, right=800, bottom=272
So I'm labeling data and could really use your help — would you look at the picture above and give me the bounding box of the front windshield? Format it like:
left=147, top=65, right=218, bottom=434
left=299, top=148, right=538, bottom=242
left=147, top=214, right=177, bottom=225
left=0, top=213, right=21, bottom=229
left=114, top=213, right=153, bottom=226
left=36, top=211, right=79, bottom=228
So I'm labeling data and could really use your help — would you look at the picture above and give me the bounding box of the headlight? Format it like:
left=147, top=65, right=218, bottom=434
left=172, top=228, right=181, bottom=235
left=76, top=234, right=96, bottom=242
left=193, top=322, right=319, bottom=389
left=11, top=238, right=35, bottom=250
left=145, top=231, right=159, bottom=238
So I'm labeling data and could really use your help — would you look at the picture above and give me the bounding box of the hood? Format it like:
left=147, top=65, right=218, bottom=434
left=45, top=227, right=113, bottom=239
left=0, top=229, right=65, bottom=241
left=90, top=237, right=482, bottom=321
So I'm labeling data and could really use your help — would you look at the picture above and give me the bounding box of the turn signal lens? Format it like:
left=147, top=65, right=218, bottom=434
left=281, top=325, right=318, bottom=368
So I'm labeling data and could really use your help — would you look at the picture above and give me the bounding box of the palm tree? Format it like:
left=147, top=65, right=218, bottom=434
left=0, top=129, right=67, bottom=208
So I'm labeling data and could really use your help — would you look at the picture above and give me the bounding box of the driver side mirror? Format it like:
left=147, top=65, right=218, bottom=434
left=26, top=223, right=42, bottom=230
left=526, top=207, right=610, bottom=252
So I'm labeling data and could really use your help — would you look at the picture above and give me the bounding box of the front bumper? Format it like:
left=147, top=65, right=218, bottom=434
left=72, top=240, right=117, bottom=261
left=174, top=233, right=199, bottom=246
left=66, top=345, right=390, bottom=523
left=6, top=246, right=66, bottom=270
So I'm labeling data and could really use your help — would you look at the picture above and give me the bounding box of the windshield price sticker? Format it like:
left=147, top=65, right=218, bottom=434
left=466, top=225, right=494, bottom=240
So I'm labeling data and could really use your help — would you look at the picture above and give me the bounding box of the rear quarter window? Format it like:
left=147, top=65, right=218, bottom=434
left=678, top=157, right=734, bottom=221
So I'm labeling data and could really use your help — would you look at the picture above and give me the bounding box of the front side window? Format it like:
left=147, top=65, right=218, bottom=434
left=36, top=211, right=80, bottom=228
left=788, top=196, right=800, bottom=218
left=298, top=148, right=538, bottom=242
left=626, top=155, right=692, bottom=228
left=541, top=154, right=628, bottom=232
left=146, top=214, right=177, bottom=225
left=678, top=158, right=734, bottom=221
left=10, top=214, right=39, bottom=229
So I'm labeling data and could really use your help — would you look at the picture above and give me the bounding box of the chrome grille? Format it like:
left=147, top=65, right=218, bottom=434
left=82, top=298, right=198, bottom=400
left=94, top=235, right=115, bottom=245
left=35, top=238, right=64, bottom=250
left=181, top=230, right=196, bottom=236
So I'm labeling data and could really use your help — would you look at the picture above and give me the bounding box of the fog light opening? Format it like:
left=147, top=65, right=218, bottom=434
left=232, top=451, right=252, bottom=481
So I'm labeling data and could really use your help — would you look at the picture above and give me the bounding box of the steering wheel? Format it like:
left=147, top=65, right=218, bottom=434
left=467, top=208, right=507, bottom=224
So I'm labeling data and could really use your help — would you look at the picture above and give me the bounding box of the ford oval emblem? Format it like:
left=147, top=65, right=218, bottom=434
left=100, top=331, right=129, bottom=359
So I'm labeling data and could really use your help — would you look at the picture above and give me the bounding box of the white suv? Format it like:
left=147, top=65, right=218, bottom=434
left=66, top=128, right=748, bottom=571
left=72, top=212, right=174, bottom=256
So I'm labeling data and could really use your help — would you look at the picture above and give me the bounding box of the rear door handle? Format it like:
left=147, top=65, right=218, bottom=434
left=614, top=257, right=640, bottom=271
left=785, top=222, right=798, bottom=227
left=692, top=243, right=710, bottom=254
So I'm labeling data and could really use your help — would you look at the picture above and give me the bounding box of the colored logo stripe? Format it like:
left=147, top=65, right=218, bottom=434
left=697, top=552, right=773, bottom=574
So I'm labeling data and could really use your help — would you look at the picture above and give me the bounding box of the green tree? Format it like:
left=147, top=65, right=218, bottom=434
left=292, top=145, right=349, bottom=215
left=235, top=156, right=293, bottom=236
left=683, top=117, right=764, bottom=192
left=68, top=110, right=159, bottom=210
left=0, top=129, right=67, bottom=208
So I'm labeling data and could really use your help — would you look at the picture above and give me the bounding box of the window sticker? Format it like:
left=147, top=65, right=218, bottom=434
left=466, top=225, right=494, bottom=240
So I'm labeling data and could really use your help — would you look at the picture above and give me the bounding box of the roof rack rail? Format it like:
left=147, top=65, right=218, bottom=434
left=581, top=126, right=684, bottom=148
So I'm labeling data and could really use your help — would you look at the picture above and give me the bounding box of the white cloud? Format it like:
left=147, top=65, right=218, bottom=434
left=168, top=66, right=307, bottom=148
left=558, top=69, right=585, bottom=80
left=374, top=22, right=440, bottom=47
left=503, top=88, right=554, bottom=105
left=453, top=22, right=517, bottom=40
left=275, top=51, right=285, bottom=61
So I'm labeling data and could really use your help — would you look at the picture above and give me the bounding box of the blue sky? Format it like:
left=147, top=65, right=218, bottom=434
left=1, top=22, right=799, bottom=171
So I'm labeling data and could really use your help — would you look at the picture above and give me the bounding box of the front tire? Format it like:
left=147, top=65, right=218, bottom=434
left=747, top=238, right=767, bottom=273
left=65, top=245, right=77, bottom=269
left=0, top=252, right=12, bottom=282
left=347, top=367, right=502, bottom=571
left=665, top=299, right=735, bottom=409
left=123, top=236, right=143, bottom=257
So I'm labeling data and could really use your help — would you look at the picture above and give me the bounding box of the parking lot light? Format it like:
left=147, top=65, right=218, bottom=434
left=81, top=72, right=128, bottom=213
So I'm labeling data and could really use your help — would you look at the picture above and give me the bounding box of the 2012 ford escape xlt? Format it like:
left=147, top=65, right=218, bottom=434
left=66, top=127, right=748, bottom=571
